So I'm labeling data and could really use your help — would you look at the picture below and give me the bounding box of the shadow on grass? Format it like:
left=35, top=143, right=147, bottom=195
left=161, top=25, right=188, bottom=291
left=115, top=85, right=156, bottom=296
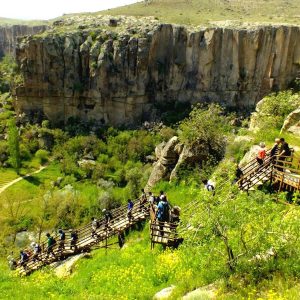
left=24, top=175, right=41, bottom=186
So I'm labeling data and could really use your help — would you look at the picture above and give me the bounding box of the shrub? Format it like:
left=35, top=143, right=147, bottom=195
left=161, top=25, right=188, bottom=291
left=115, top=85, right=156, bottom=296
left=179, top=104, right=231, bottom=161
left=35, top=149, right=49, bottom=164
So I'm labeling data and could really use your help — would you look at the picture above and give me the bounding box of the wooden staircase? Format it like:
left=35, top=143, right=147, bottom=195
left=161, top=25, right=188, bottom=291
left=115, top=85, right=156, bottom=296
left=238, top=151, right=300, bottom=193
left=16, top=200, right=149, bottom=275
left=149, top=206, right=182, bottom=249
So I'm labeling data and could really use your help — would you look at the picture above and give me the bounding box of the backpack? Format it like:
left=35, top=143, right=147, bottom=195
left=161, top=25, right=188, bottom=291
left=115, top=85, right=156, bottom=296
left=35, top=244, right=41, bottom=253
left=206, top=184, right=215, bottom=191
left=60, top=232, right=66, bottom=240
left=50, top=237, right=57, bottom=246
left=161, top=201, right=170, bottom=221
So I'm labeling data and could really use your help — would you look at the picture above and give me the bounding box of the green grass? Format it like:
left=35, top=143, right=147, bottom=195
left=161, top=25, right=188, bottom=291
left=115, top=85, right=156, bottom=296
left=97, top=0, right=300, bottom=26
left=0, top=17, right=48, bottom=26
left=0, top=168, right=19, bottom=188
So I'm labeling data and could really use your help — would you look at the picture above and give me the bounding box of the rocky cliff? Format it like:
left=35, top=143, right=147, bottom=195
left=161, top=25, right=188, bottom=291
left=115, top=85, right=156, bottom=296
left=0, top=25, right=47, bottom=58
left=14, top=16, right=300, bottom=126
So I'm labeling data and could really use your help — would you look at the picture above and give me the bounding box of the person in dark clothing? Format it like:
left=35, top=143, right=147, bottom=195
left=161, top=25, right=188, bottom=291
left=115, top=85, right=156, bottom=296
left=117, top=230, right=125, bottom=248
left=235, top=164, right=243, bottom=182
left=277, top=138, right=291, bottom=171
left=58, top=229, right=65, bottom=251
left=19, top=250, right=29, bottom=270
left=127, top=199, right=134, bottom=221
left=271, top=138, right=280, bottom=157
left=46, top=233, right=56, bottom=258
left=279, top=138, right=291, bottom=157
left=70, top=230, right=78, bottom=252
left=103, top=209, right=113, bottom=225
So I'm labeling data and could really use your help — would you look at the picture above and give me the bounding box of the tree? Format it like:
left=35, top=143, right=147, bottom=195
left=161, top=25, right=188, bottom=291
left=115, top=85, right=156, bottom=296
left=7, top=119, right=20, bottom=173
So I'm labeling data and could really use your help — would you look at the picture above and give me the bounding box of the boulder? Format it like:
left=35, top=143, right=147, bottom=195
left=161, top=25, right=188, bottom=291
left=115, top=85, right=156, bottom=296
left=280, top=108, right=300, bottom=137
left=153, top=285, right=175, bottom=300
left=183, top=284, right=216, bottom=300
left=54, top=253, right=90, bottom=278
left=146, top=137, right=179, bottom=190
left=170, top=144, right=209, bottom=181
left=239, top=145, right=260, bottom=167
left=155, top=141, right=166, bottom=160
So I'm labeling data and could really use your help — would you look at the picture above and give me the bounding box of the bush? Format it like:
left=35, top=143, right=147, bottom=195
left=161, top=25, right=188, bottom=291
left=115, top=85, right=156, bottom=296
left=252, top=91, right=300, bottom=130
left=179, top=104, right=231, bottom=161
left=35, top=149, right=49, bottom=164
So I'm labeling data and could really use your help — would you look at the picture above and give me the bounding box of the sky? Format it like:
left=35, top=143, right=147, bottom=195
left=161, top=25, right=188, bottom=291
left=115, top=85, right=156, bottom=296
left=1, top=0, right=141, bottom=20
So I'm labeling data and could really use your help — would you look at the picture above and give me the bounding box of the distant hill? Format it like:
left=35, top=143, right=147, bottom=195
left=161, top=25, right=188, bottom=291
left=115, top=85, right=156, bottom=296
left=96, top=0, right=300, bottom=26
left=0, top=17, right=48, bottom=26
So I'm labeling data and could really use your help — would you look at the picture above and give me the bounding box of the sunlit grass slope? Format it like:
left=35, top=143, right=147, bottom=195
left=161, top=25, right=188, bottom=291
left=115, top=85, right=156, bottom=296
left=98, top=0, right=300, bottom=26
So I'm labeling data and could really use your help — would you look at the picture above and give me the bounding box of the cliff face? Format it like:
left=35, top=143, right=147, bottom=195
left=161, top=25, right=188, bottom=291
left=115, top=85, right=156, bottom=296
left=0, top=25, right=47, bottom=58
left=15, top=17, right=300, bottom=126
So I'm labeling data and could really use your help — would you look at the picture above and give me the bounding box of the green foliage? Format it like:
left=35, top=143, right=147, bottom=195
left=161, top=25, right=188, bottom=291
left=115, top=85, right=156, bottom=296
left=7, top=119, right=20, bottom=172
left=35, top=149, right=49, bottom=164
left=99, top=0, right=300, bottom=26
left=179, top=104, right=231, bottom=160
left=0, top=55, right=23, bottom=92
left=253, top=91, right=300, bottom=131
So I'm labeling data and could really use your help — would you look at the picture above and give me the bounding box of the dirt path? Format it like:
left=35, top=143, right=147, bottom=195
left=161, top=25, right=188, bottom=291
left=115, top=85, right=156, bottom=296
left=0, top=166, right=47, bottom=195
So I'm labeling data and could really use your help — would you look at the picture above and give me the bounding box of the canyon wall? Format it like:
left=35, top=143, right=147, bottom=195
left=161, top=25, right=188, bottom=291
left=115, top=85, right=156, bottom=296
left=0, top=25, right=47, bottom=58
left=14, top=19, right=300, bottom=126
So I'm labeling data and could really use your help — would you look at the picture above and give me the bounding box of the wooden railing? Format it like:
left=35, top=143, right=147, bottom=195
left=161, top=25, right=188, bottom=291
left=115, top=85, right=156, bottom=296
left=237, top=150, right=300, bottom=193
left=16, top=198, right=149, bottom=275
left=150, top=221, right=182, bottom=249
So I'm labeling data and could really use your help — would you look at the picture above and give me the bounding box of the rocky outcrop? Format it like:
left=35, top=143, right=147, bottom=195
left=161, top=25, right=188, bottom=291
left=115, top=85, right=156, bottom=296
left=0, top=25, right=47, bottom=58
left=54, top=253, right=90, bottom=278
left=14, top=15, right=300, bottom=126
left=146, top=136, right=212, bottom=189
left=281, top=108, right=300, bottom=136
left=239, top=145, right=260, bottom=167
left=153, top=285, right=175, bottom=300
left=146, top=136, right=180, bottom=190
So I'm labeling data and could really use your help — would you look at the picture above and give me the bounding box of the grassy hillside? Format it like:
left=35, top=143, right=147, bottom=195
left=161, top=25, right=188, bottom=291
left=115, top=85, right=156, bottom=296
left=98, top=0, right=300, bottom=26
left=0, top=17, right=48, bottom=26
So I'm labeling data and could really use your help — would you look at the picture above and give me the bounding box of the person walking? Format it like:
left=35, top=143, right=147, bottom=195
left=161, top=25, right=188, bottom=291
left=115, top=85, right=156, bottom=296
left=127, top=199, right=134, bottom=221
left=256, top=142, right=266, bottom=168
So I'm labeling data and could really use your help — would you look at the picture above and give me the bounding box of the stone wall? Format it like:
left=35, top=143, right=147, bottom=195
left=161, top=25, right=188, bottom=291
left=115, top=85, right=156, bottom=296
left=14, top=20, right=300, bottom=126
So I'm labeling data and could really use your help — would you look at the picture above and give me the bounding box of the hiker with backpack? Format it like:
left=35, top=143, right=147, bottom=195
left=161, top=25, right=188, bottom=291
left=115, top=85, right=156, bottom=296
left=156, top=196, right=170, bottom=236
left=127, top=199, right=134, bottom=221
left=58, top=229, right=66, bottom=251
left=256, top=142, right=266, bottom=168
left=31, top=242, right=41, bottom=262
left=70, top=229, right=78, bottom=252
left=202, top=179, right=215, bottom=194
left=19, top=250, right=29, bottom=270
left=91, top=217, right=100, bottom=239
left=156, top=196, right=170, bottom=222
left=46, top=233, right=56, bottom=258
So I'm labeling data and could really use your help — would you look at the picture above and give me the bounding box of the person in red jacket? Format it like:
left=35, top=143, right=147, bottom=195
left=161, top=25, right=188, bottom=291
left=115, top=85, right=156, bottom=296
left=256, top=142, right=266, bottom=167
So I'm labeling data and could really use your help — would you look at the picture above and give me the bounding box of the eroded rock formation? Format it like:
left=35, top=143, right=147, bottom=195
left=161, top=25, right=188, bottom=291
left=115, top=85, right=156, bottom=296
left=0, top=25, right=47, bottom=58
left=281, top=108, right=300, bottom=136
left=14, top=16, right=300, bottom=126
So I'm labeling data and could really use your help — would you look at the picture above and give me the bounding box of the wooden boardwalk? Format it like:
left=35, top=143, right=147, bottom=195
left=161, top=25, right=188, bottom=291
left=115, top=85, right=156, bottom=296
left=16, top=200, right=149, bottom=275
left=238, top=151, right=300, bottom=193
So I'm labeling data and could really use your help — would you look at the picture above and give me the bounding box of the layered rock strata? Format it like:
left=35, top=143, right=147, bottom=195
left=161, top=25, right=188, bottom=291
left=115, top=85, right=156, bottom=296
left=14, top=17, right=300, bottom=126
left=0, top=25, right=47, bottom=57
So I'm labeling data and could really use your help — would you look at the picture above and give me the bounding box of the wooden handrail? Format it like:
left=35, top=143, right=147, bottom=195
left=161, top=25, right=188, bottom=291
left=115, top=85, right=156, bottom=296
left=16, top=198, right=149, bottom=274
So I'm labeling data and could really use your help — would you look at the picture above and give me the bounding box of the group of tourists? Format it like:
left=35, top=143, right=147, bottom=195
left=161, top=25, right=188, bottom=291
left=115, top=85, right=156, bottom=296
left=10, top=188, right=181, bottom=271
left=256, top=137, right=291, bottom=170
left=11, top=228, right=79, bottom=270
